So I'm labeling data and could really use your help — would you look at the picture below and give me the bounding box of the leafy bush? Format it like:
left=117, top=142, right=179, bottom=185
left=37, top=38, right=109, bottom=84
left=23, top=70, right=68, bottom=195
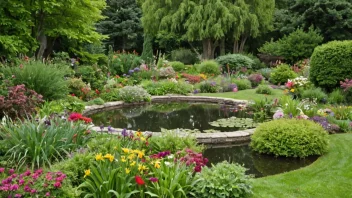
left=256, top=85, right=273, bottom=95
left=75, top=65, right=106, bottom=90
left=258, top=68, right=272, bottom=80
left=242, top=53, right=266, bottom=70
left=199, top=60, right=221, bottom=75
left=216, top=54, right=254, bottom=72
left=251, top=119, right=329, bottom=157
left=67, top=77, right=89, bottom=98
left=1, top=62, right=69, bottom=100
left=158, top=66, right=176, bottom=78
left=328, top=89, right=345, bottom=104
left=110, top=52, right=142, bottom=75
left=149, top=129, right=204, bottom=154
left=0, top=84, right=43, bottom=119
left=301, top=87, right=327, bottom=102
left=310, top=40, right=352, bottom=91
left=170, top=48, right=199, bottom=65
left=259, top=28, right=323, bottom=64
left=248, top=74, right=264, bottom=87
left=170, top=61, right=186, bottom=72
left=192, top=161, right=253, bottom=198
left=99, top=89, right=120, bottom=102
left=86, top=97, right=105, bottom=106
left=219, top=78, right=238, bottom=92
left=0, top=115, right=92, bottom=169
left=142, top=80, right=193, bottom=95
left=270, top=64, right=297, bottom=85
left=200, top=81, right=219, bottom=93
left=118, top=86, right=151, bottom=103
left=232, top=79, right=252, bottom=90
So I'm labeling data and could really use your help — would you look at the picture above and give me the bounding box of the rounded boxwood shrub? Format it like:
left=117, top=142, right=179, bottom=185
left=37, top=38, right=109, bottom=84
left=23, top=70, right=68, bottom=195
left=192, top=161, right=253, bottom=198
left=256, top=85, right=273, bottom=95
left=216, top=54, right=254, bottom=72
left=199, top=60, right=221, bottom=75
left=270, top=64, right=297, bottom=85
left=310, top=40, right=352, bottom=91
left=250, top=119, right=329, bottom=157
left=169, top=61, right=186, bottom=72
left=232, top=79, right=252, bottom=90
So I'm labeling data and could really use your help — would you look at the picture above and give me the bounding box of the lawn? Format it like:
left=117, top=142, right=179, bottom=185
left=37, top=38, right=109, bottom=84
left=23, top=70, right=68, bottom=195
left=252, top=133, right=352, bottom=198
left=197, top=89, right=284, bottom=101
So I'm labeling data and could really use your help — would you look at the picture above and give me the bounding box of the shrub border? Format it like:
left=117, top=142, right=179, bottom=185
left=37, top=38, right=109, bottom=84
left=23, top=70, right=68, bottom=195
left=83, top=96, right=254, bottom=144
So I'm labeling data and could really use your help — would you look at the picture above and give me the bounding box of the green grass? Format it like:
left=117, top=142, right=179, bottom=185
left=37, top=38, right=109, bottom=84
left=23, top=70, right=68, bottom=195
left=252, top=134, right=352, bottom=198
left=197, top=89, right=284, bottom=101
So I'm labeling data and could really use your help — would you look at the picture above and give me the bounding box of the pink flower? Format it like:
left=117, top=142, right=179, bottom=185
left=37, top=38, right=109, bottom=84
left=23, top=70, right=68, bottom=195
left=10, top=184, right=19, bottom=191
left=15, top=194, right=22, bottom=198
left=54, top=181, right=61, bottom=188
left=24, top=185, right=31, bottom=192
left=233, top=87, right=238, bottom=92
left=0, top=168, right=5, bottom=173
left=149, top=177, right=158, bottom=183
left=19, top=179, right=25, bottom=185
left=45, top=192, right=50, bottom=197
left=9, top=169, right=15, bottom=175
left=30, top=189, right=37, bottom=194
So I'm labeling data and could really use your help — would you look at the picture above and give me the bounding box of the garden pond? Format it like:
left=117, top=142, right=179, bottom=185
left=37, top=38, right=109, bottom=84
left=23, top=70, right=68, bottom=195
left=90, top=102, right=257, bottom=132
left=203, top=144, right=318, bottom=177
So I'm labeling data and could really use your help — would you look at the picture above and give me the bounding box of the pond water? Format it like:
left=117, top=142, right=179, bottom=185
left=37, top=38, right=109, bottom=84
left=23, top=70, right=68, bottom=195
left=204, top=144, right=318, bottom=178
left=90, top=102, right=254, bottom=132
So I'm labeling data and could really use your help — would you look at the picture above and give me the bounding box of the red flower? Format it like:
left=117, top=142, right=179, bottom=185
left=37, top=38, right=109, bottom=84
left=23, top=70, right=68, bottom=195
left=68, top=113, right=82, bottom=121
left=135, top=175, right=145, bottom=185
left=80, top=117, right=92, bottom=123
left=95, top=89, right=100, bottom=95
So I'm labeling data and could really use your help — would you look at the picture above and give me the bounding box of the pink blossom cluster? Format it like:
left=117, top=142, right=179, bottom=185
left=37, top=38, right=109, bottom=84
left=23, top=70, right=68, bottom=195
left=340, top=79, right=352, bottom=92
left=178, top=149, right=208, bottom=172
left=0, top=168, right=66, bottom=197
left=150, top=151, right=171, bottom=159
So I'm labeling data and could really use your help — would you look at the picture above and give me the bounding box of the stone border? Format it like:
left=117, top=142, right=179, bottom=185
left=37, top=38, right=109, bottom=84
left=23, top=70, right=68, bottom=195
left=84, top=96, right=254, bottom=144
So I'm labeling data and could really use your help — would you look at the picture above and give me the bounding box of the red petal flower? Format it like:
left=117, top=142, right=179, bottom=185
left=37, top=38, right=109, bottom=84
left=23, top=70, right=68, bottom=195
left=68, top=113, right=82, bottom=121
left=135, top=175, right=145, bottom=185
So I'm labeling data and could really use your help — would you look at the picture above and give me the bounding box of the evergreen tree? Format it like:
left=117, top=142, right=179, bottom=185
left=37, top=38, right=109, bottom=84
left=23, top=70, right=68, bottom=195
left=141, top=34, right=154, bottom=64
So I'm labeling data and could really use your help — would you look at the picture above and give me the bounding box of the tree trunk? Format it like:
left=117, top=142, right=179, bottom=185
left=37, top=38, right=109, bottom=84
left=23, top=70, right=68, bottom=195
left=239, top=36, right=248, bottom=53
left=233, top=40, right=239, bottom=54
left=43, top=37, right=56, bottom=59
left=220, top=38, right=225, bottom=56
left=36, top=31, right=47, bottom=60
left=202, top=39, right=218, bottom=60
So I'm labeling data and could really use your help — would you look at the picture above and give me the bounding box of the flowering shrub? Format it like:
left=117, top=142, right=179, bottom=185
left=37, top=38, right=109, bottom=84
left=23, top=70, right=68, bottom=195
left=0, top=84, right=43, bottom=119
left=247, top=73, right=264, bottom=87
left=309, top=116, right=340, bottom=133
left=0, top=116, right=92, bottom=169
left=158, top=66, right=176, bottom=78
left=200, top=81, right=219, bottom=93
left=270, top=64, right=297, bottom=85
left=117, top=86, right=151, bottom=103
left=177, top=149, right=208, bottom=172
left=284, top=76, right=311, bottom=98
left=0, top=168, right=71, bottom=197
left=340, top=79, right=352, bottom=101
left=68, top=113, right=92, bottom=123
left=182, top=73, right=201, bottom=84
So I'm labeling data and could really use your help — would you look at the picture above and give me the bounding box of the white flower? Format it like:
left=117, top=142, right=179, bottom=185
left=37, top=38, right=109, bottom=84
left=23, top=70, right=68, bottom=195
left=167, top=154, right=174, bottom=159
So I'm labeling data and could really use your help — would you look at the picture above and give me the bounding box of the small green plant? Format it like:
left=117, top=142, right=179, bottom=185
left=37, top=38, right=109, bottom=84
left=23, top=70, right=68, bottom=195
left=258, top=68, right=272, bottom=80
left=169, top=61, right=186, bottom=72
left=100, top=89, right=120, bottom=102
left=216, top=54, right=254, bottom=72
left=256, top=85, right=273, bottom=95
left=328, top=89, right=345, bottom=104
left=199, top=81, right=219, bottom=93
left=301, top=87, right=327, bottom=102
left=199, top=60, right=221, bottom=76
left=192, top=161, right=253, bottom=198
left=270, top=64, right=298, bottom=85
left=142, top=80, right=193, bottom=95
left=118, top=86, right=151, bottom=103
left=251, top=119, right=329, bottom=157
left=110, top=51, right=142, bottom=75
left=279, top=95, right=301, bottom=116
left=170, top=48, right=199, bottom=65
left=232, top=79, right=252, bottom=90
left=86, top=97, right=105, bottom=106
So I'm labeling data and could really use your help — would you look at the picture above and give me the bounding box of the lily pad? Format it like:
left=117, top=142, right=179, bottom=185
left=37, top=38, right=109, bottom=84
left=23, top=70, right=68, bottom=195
left=209, top=117, right=258, bottom=128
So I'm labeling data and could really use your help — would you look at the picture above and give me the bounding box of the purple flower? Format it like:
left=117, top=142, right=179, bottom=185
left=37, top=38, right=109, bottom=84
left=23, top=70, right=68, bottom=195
left=15, top=194, right=22, bottom=198
left=123, top=74, right=127, bottom=77
left=0, top=168, right=4, bottom=173
left=99, top=124, right=104, bottom=132
left=128, top=70, right=134, bottom=74
left=10, top=184, right=19, bottom=191
left=121, top=128, right=128, bottom=137
left=149, top=177, right=158, bottom=182
left=134, top=67, right=140, bottom=72
left=193, top=89, right=199, bottom=94
left=107, top=126, right=114, bottom=133
left=273, top=110, right=284, bottom=119
left=210, top=81, right=216, bottom=86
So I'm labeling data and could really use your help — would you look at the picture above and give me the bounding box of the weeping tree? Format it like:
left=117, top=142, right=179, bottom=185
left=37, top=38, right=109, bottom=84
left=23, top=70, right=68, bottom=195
left=141, top=0, right=275, bottom=59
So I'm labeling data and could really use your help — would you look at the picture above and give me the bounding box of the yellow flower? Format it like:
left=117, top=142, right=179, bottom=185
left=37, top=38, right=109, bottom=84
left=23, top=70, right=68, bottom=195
left=140, top=137, right=146, bottom=142
left=138, top=164, right=147, bottom=172
left=121, top=156, right=127, bottom=162
left=130, top=161, right=136, bottom=167
left=122, top=148, right=130, bottom=154
left=137, top=150, right=145, bottom=159
left=128, top=154, right=136, bottom=160
left=199, top=74, right=207, bottom=80
left=290, top=89, right=295, bottom=92
left=95, top=153, right=104, bottom=161
left=125, top=168, right=131, bottom=174
left=104, top=153, right=114, bottom=162
left=154, top=160, right=161, bottom=169
left=136, top=131, right=142, bottom=137
left=84, top=169, right=91, bottom=178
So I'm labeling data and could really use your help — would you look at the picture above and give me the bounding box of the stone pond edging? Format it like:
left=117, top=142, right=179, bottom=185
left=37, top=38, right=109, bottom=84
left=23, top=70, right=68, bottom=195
left=83, top=96, right=254, bottom=144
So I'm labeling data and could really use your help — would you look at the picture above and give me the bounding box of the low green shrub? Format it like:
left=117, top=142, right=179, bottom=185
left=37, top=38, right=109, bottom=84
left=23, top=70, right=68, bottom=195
left=86, top=97, right=105, bottom=106
left=216, top=54, right=254, bottom=72
left=270, top=64, right=297, bottom=85
left=67, top=77, right=89, bottom=98
left=242, top=53, right=266, bottom=70
left=110, top=52, right=142, bottom=75
left=328, top=89, right=345, bottom=104
left=118, top=86, right=151, bottom=103
left=170, top=48, right=199, bottom=65
left=232, top=79, right=252, bottom=90
left=100, top=88, right=120, bottom=102
left=200, top=81, right=219, bottom=93
left=256, top=85, right=273, bottom=95
left=258, top=68, right=272, bottom=80
left=251, top=119, right=329, bottom=157
left=170, top=61, right=186, bottom=72
left=301, top=87, right=327, bottom=102
left=310, top=40, right=352, bottom=91
left=0, top=115, right=92, bottom=169
left=75, top=65, right=105, bottom=90
left=142, top=80, right=193, bottom=95
left=1, top=62, right=69, bottom=100
left=199, top=60, right=221, bottom=76
left=192, top=161, right=253, bottom=198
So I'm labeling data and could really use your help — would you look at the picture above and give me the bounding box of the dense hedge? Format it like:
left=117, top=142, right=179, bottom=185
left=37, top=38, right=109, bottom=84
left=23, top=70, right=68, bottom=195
left=310, top=40, right=352, bottom=91
left=250, top=119, right=329, bottom=157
